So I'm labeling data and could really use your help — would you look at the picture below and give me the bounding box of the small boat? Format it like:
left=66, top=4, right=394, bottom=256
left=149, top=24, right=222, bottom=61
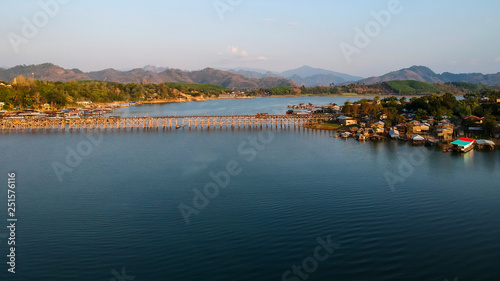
left=369, top=134, right=384, bottom=141
left=176, top=125, right=181, bottom=129
left=340, top=132, right=351, bottom=139
left=356, top=133, right=367, bottom=141
left=425, top=139, right=438, bottom=147
left=389, top=129, right=400, bottom=139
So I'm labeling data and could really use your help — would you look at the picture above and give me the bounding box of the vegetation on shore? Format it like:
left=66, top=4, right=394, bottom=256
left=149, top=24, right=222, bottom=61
left=0, top=76, right=230, bottom=110
left=305, top=123, right=345, bottom=130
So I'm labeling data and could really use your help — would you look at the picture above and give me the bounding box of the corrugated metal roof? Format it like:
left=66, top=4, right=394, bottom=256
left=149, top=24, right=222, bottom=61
left=451, top=140, right=471, bottom=146
left=476, top=139, right=495, bottom=145
left=458, top=138, right=475, bottom=143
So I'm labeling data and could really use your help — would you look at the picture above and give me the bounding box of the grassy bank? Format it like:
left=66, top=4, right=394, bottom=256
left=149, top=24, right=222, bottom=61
left=305, top=123, right=344, bottom=130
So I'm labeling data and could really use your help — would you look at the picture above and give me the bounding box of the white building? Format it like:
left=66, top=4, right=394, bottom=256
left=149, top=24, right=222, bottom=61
left=77, top=101, right=93, bottom=105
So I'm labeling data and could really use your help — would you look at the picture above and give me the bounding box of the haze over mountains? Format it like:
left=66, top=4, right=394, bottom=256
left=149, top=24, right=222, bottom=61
left=1, top=63, right=499, bottom=88
left=225, top=65, right=364, bottom=87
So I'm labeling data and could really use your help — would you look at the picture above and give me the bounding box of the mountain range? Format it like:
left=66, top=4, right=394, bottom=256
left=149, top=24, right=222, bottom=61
left=224, top=65, right=364, bottom=87
left=0, top=63, right=299, bottom=89
left=1, top=63, right=499, bottom=88
left=358, top=66, right=500, bottom=86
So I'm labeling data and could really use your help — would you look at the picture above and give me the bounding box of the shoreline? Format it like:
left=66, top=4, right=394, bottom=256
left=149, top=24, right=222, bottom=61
left=304, top=123, right=344, bottom=131
left=96, top=96, right=258, bottom=106
left=304, top=123, right=500, bottom=146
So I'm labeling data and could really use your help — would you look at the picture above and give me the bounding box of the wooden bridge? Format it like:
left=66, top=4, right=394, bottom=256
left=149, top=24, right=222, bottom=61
left=0, top=115, right=332, bottom=132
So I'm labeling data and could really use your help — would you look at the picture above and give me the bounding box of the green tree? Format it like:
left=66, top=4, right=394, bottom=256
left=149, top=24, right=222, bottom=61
left=415, top=108, right=428, bottom=120
left=472, top=105, right=484, bottom=117
left=483, top=114, right=497, bottom=136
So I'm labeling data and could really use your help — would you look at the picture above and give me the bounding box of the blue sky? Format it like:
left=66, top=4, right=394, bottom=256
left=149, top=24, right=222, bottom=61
left=1, top=0, right=499, bottom=77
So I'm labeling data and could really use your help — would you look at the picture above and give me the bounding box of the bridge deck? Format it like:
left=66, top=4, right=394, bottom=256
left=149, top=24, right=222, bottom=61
left=0, top=115, right=334, bottom=132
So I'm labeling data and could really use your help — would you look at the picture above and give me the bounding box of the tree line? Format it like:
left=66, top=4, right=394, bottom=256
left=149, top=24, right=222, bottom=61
left=246, top=81, right=497, bottom=97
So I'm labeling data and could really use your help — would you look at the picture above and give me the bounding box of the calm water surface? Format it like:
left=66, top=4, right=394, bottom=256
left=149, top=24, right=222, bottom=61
left=1, top=97, right=499, bottom=281
left=111, top=96, right=363, bottom=117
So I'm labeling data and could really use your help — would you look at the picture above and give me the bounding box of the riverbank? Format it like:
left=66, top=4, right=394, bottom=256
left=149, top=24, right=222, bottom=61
left=252, top=94, right=461, bottom=99
left=305, top=123, right=500, bottom=148
left=90, top=96, right=258, bottom=108
left=305, top=123, right=344, bottom=130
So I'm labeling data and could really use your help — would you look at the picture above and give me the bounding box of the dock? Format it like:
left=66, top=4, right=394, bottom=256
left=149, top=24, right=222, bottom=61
left=476, top=139, right=495, bottom=150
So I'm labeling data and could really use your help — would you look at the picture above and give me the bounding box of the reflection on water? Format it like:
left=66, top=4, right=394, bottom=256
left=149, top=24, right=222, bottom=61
left=461, top=149, right=475, bottom=165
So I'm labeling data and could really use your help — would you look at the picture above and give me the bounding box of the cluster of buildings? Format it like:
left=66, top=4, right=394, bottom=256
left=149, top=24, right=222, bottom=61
left=287, top=103, right=335, bottom=114
left=331, top=112, right=500, bottom=145
left=0, top=108, right=107, bottom=119
left=0, top=102, right=131, bottom=119
left=478, top=96, right=500, bottom=104
left=285, top=101, right=499, bottom=145
left=219, top=91, right=246, bottom=98
left=0, top=101, right=137, bottom=119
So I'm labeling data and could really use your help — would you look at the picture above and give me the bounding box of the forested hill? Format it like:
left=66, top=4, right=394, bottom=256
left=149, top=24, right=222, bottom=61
left=358, top=66, right=500, bottom=86
left=0, top=77, right=231, bottom=109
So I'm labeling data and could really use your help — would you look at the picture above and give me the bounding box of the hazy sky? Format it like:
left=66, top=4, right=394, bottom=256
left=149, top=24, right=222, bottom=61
left=1, top=0, right=499, bottom=77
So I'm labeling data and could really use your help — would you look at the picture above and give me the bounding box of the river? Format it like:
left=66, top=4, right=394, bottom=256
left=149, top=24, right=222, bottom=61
left=0, top=97, right=499, bottom=280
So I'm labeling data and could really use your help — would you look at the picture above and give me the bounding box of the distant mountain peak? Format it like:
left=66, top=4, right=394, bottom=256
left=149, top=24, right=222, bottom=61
left=297, top=65, right=315, bottom=70
left=142, top=65, right=169, bottom=73
left=279, top=66, right=363, bottom=85
left=406, top=65, right=437, bottom=75
left=407, top=65, right=432, bottom=70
